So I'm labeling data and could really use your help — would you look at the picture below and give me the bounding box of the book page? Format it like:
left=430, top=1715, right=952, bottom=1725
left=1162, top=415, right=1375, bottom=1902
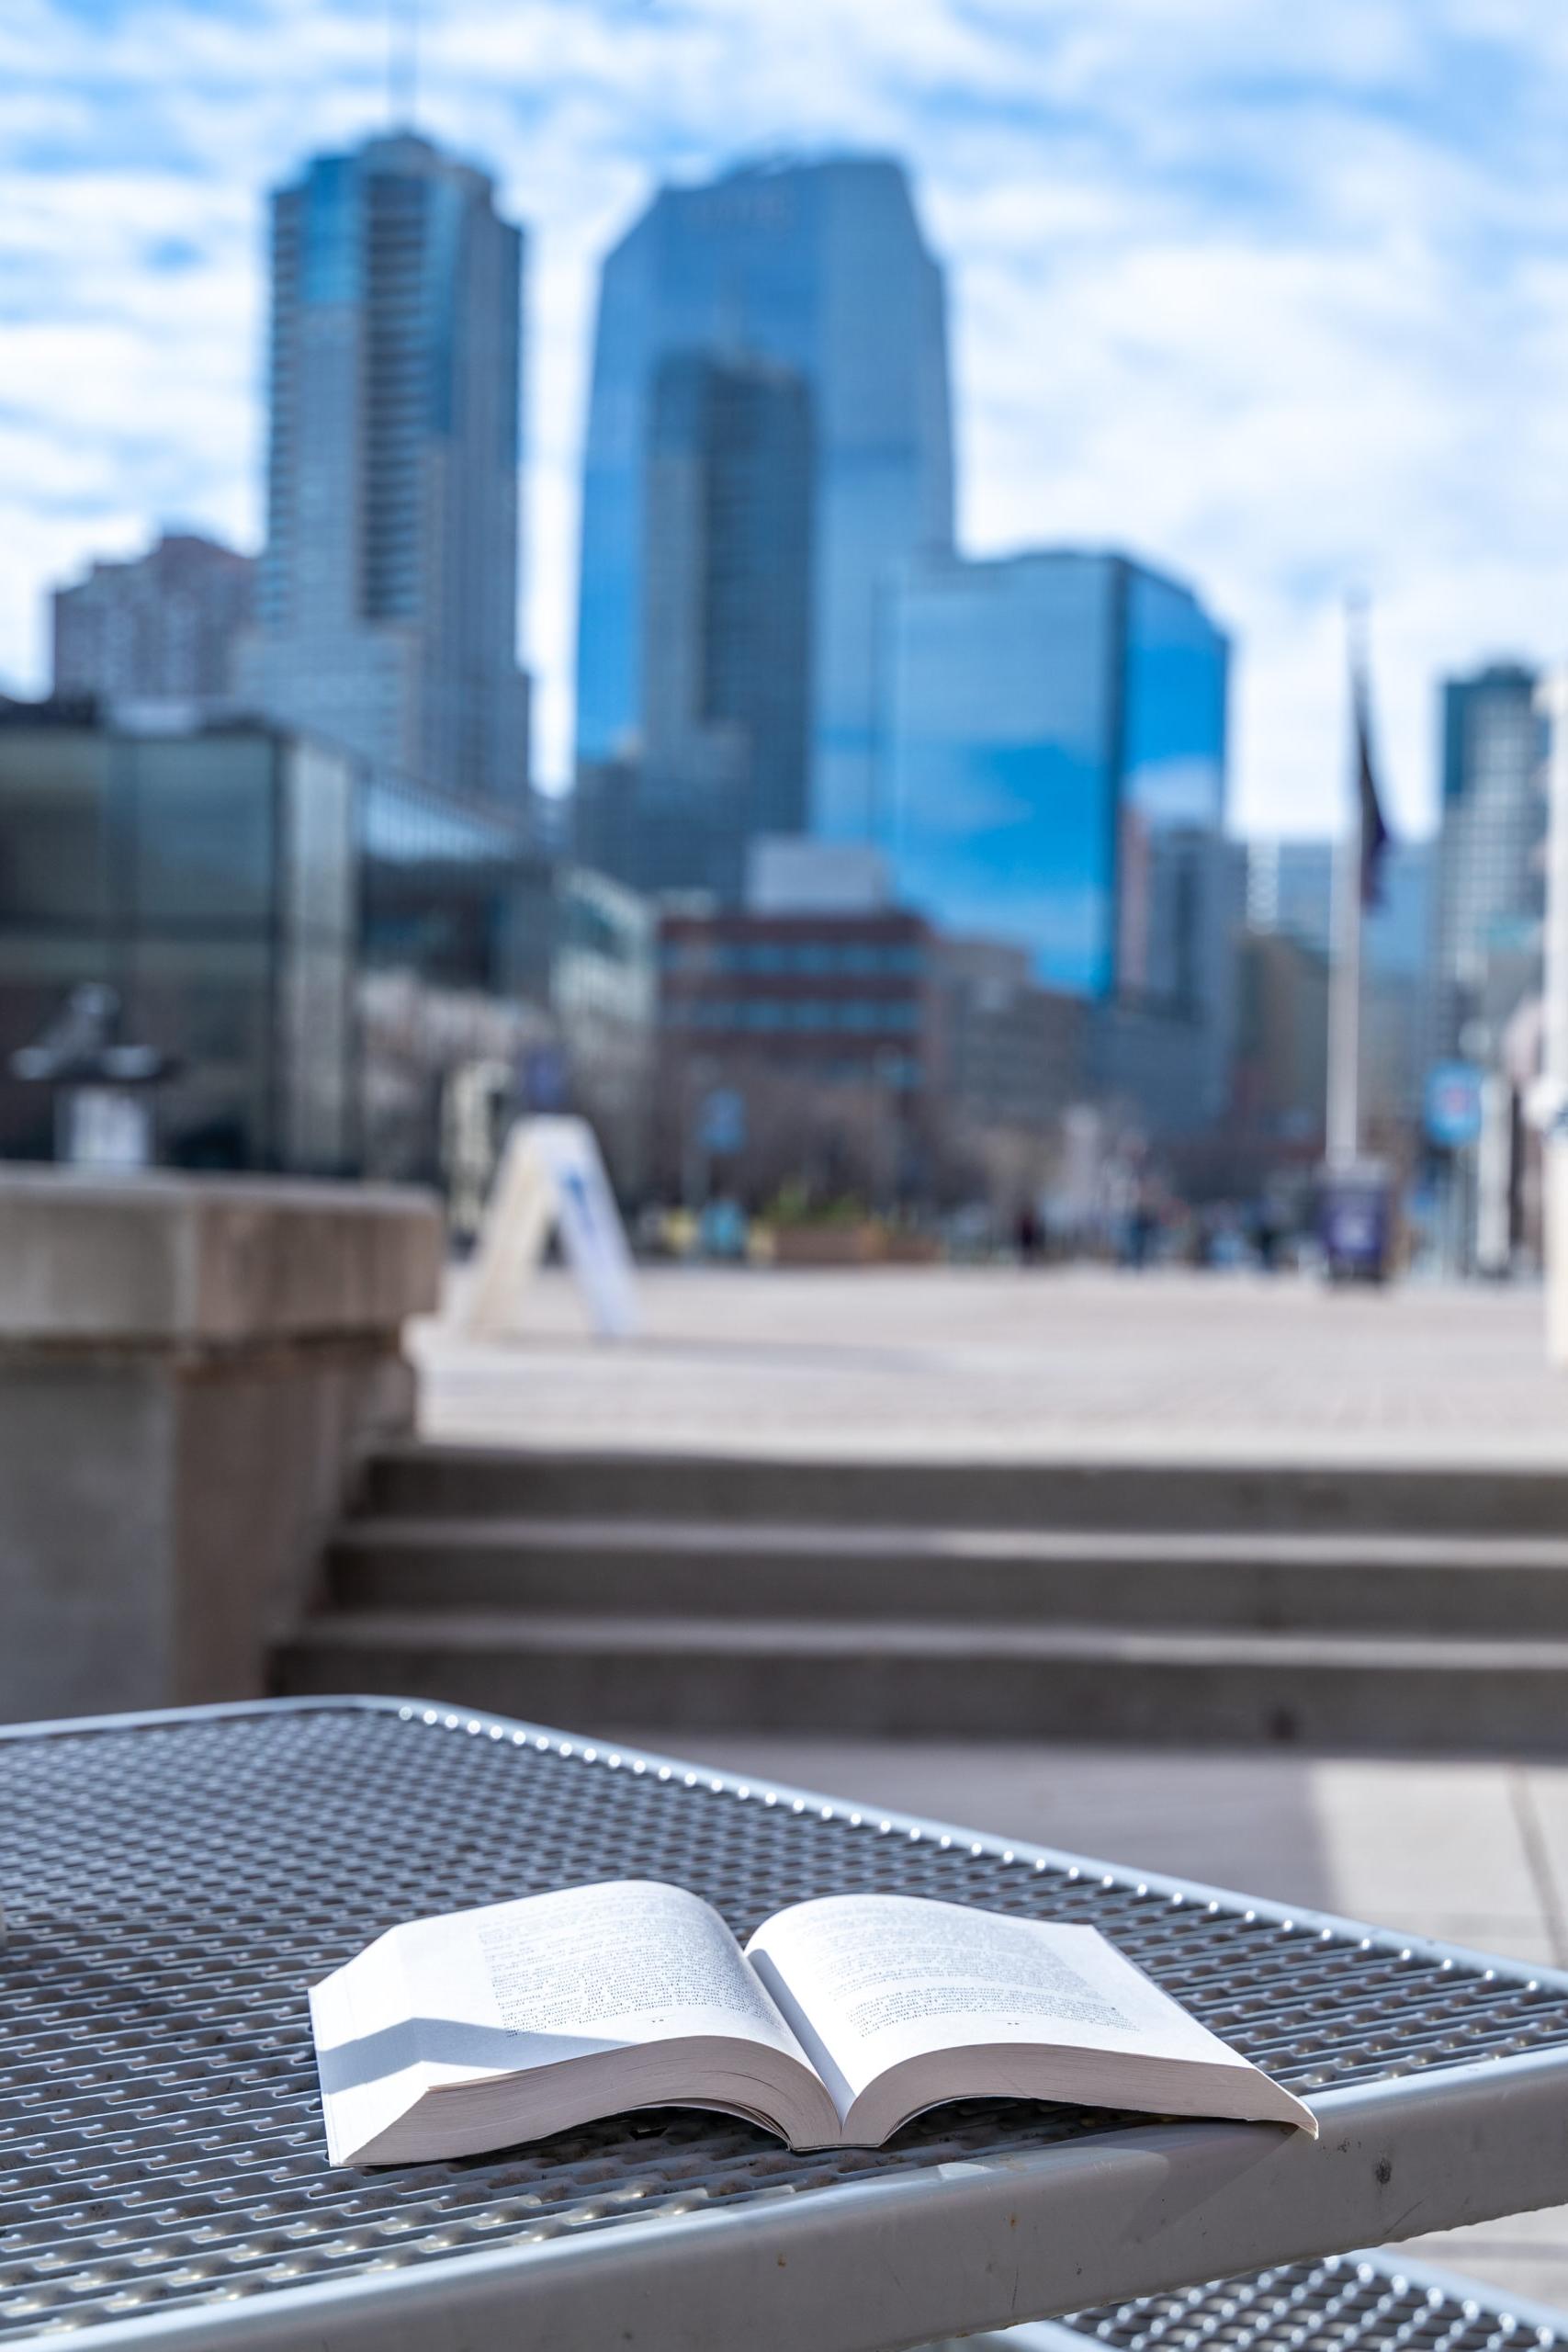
left=747, top=1894, right=1264, bottom=2118
left=389, top=1879, right=809, bottom=2064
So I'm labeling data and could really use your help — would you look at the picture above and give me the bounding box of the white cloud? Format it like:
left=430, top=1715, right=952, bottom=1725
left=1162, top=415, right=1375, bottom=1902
left=4, top=0, right=1568, bottom=836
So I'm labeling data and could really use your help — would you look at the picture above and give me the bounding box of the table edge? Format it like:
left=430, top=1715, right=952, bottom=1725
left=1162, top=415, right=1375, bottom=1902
left=23, top=2048, right=1568, bottom=2352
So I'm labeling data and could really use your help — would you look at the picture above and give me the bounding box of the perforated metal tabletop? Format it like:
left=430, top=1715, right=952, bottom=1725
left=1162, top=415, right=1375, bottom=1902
left=6, top=1698, right=1568, bottom=2352
left=946, top=2248, right=1568, bottom=2352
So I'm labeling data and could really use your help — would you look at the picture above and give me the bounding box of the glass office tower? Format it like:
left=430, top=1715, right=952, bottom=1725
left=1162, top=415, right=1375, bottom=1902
left=1249, top=837, right=1432, bottom=983
left=879, top=551, right=1227, bottom=997
left=240, top=131, right=529, bottom=811
left=879, top=549, right=1236, bottom=1131
left=575, top=154, right=953, bottom=843
left=1247, top=835, right=1434, bottom=1125
left=580, top=349, right=812, bottom=898
left=1432, top=662, right=1541, bottom=1058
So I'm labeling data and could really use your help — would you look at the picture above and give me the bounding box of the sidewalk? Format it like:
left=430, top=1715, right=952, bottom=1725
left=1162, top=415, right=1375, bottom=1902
left=416, top=1265, right=1568, bottom=1464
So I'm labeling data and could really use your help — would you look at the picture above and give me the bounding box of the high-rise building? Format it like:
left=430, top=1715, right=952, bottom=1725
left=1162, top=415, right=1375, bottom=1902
left=1231, top=930, right=1332, bottom=1150
left=1432, top=662, right=1542, bottom=1059
left=877, top=548, right=1236, bottom=1133
left=936, top=936, right=1086, bottom=1139
left=52, top=532, right=254, bottom=711
left=878, top=550, right=1228, bottom=996
left=239, top=130, right=529, bottom=810
left=575, top=154, right=953, bottom=845
left=1247, top=840, right=1335, bottom=952
left=1247, top=836, right=1434, bottom=1126
left=1247, top=837, right=1432, bottom=985
left=579, top=349, right=812, bottom=898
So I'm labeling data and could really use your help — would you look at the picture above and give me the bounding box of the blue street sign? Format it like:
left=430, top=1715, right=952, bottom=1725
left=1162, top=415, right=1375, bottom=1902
left=1424, top=1061, right=1483, bottom=1149
left=697, top=1087, right=747, bottom=1156
left=522, top=1045, right=569, bottom=1113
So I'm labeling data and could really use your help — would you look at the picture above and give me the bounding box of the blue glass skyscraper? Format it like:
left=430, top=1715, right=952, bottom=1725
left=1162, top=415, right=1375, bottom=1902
left=878, top=549, right=1237, bottom=1129
left=578, top=350, right=814, bottom=900
left=241, top=131, right=529, bottom=811
left=575, top=155, right=953, bottom=845
left=1433, top=661, right=1541, bottom=1057
left=879, top=550, right=1227, bottom=996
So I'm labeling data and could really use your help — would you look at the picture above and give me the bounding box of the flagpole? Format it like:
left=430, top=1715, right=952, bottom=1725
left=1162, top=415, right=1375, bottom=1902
left=1325, top=600, right=1366, bottom=1172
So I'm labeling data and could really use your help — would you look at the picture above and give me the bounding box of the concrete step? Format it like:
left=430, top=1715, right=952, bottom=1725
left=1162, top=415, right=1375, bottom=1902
left=274, top=1605, right=1568, bottom=1753
left=327, top=1514, right=1568, bottom=1636
left=359, top=1442, right=1568, bottom=1537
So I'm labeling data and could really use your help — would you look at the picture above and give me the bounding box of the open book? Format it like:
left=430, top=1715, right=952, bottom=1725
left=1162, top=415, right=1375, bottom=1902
left=310, top=1879, right=1315, bottom=2166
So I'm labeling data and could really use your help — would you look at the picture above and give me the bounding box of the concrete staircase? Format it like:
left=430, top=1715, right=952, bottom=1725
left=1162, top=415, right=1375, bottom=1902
left=275, top=1445, right=1568, bottom=1752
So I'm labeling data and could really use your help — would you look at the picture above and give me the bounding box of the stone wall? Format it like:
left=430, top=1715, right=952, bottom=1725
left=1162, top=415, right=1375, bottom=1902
left=0, top=1172, right=442, bottom=1720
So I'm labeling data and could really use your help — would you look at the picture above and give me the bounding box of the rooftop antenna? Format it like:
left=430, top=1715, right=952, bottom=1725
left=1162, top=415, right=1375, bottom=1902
left=388, top=0, right=419, bottom=127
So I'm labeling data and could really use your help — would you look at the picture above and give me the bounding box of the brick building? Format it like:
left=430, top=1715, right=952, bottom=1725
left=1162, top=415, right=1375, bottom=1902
left=657, top=902, right=942, bottom=1205
left=658, top=898, right=1089, bottom=1211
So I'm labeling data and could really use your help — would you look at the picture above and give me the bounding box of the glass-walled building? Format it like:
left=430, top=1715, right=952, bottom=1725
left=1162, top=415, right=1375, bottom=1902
left=1116, top=561, right=1230, bottom=1009
left=351, top=767, right=567, bottom=1191
left=360, top=769, right=534, bottom=994
left=0, top=694, right=663, bottom=1193
left=877, top=550, right=1227, bottom=1001
left=0, top=704, right=357, bottom=1170
left=1247, top=836, right=1434, bottom=1129
left=580, top=348, right=814, bottom=899
left=1432, top=662, right=1541, bottom=1060
left=878, top=553, right=1116, bottom=995
left=355, top=765, right=660, bottom=1193
left=877, top=548, right=1236, bottom=1132
left=239, top=130, right=530, bottom=814
left=575, top=154, right=953, bottom=843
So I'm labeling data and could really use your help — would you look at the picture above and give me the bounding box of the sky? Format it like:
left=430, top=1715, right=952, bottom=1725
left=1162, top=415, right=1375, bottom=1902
left=6, top=0, right=1568, bottom=838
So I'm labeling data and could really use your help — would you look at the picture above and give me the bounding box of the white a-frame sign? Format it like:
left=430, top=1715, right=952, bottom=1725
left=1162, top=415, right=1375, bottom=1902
left=462, top=1116, right=637, bottom=1340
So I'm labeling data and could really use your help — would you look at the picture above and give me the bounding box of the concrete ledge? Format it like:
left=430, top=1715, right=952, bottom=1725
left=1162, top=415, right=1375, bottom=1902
left=0, top=1170, right=442, bottom=1346
left=0, top=1170, right=443, bottom=1720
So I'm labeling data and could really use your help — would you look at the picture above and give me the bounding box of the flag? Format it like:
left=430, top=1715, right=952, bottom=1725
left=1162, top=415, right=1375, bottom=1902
left=1352, top=631, right=1391, bottom=909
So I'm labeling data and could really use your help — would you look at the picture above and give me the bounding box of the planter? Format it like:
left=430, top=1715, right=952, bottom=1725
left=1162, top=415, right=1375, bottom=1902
left=880, top=1231, right=942, bottom=1264
left=768, top=1222, right=885, bottom=1267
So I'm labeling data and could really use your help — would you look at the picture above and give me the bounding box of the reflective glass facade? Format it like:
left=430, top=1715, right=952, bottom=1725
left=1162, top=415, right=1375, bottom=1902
left=878, top=550, right=1228, bottom=1003
left=1248, top=838, right=1432, bottom=982
left=1434, top=662, right=1542, bottom=1056
left=1117, top=563, right=1229, bottom=1007
left=576, top=156, right=953, bottom=842
left=360, top=770, right=530, bottom=992
left=878, top=554, right=1115, bottom=995
left=0, top=713, right=356, bottom=1172
left=619, top=351, right=813, bottom=898
left=878, top=549, right=1235, bottom=1134
left=242, top=132, right=529, bottom=812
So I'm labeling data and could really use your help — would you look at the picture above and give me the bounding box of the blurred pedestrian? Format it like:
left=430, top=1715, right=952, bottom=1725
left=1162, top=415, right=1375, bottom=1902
left=1125, top=1179, right=1160, bottom=1269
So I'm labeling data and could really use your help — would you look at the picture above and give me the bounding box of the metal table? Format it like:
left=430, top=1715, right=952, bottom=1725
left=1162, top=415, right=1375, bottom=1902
left=6, top=1697, right=1568, bottom=2352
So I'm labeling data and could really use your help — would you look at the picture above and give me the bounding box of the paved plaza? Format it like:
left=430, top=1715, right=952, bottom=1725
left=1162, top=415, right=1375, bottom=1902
left=418, top=1262, right=1568, bottom=1464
